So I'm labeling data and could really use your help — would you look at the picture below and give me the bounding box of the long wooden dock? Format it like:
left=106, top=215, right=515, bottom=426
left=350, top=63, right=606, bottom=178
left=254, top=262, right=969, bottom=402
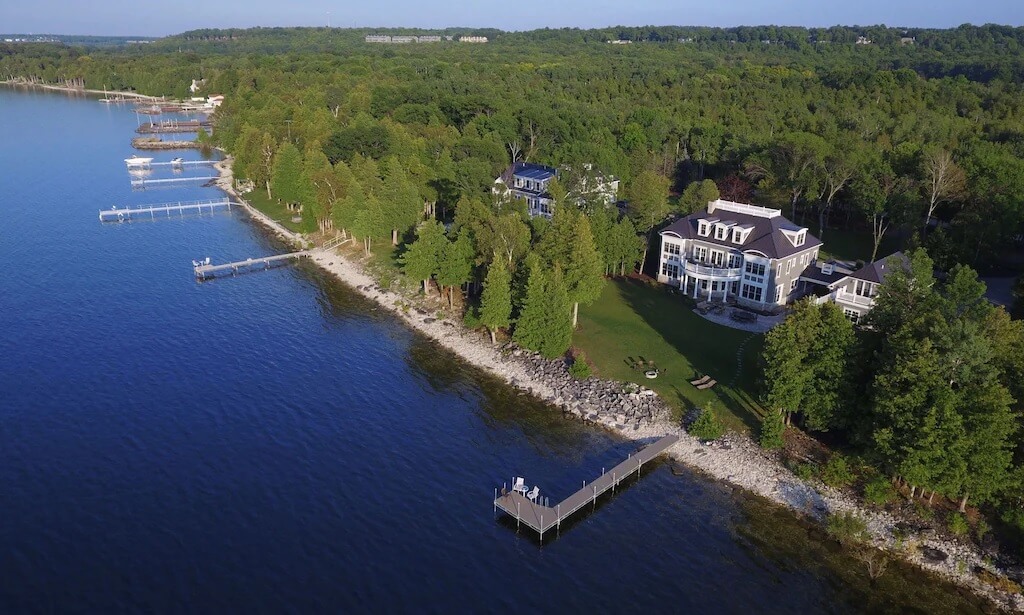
left=193, top=251, right=312, bottom=279
left=494, top=434, right=679, bottom=540
left=99, top=198, right=232, bottom=222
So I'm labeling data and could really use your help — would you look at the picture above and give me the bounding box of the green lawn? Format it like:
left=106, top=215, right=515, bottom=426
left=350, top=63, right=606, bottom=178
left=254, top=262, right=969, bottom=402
left=574, top=277, right=766, bottom=433
left=243, top=189, right=304, bottom=233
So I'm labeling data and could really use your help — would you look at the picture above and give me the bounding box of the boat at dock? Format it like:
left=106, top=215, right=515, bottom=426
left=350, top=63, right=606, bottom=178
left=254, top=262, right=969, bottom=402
left=124, top=155, right=154, bottom=168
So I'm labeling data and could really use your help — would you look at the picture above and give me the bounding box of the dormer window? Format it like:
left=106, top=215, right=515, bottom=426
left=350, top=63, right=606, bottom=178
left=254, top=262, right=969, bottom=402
left=715, top=225, right=727, bottom=240
left=795, top=230, right=806, bottom=247
left=697, top=220, right=711, bottom=237
left=731, top=225, right=753, bottom=245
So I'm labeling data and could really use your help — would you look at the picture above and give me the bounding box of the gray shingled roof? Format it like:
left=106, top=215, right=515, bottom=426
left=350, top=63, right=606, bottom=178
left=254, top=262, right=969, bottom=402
left=851, top=252, right=908, bottom=284
left=660, top=209, right=821, bottom=259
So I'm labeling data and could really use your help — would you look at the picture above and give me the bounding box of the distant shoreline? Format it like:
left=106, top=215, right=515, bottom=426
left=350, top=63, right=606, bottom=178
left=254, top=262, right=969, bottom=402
left=1, top=78, right=161, bottom=101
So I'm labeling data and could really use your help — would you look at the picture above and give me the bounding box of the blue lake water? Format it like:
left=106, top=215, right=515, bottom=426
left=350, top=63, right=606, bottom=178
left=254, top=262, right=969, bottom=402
left=0, top=87, right=989, bottom=613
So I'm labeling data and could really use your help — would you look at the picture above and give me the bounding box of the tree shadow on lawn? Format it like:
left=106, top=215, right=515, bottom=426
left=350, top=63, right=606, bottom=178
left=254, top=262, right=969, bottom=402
left=615, top=277, right=765, bottom=433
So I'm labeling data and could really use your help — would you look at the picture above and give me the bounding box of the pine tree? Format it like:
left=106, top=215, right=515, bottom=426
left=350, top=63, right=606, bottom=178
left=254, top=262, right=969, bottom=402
left=513, top=258, right=549, bottom=353
left=301, top=146, right=332, bottom=233
left=401, top=220, right=446, bottom=294
left=271, top=141, right=303, bottom=210
left=802, top=303, right=855, bottom=431
left=540, top=268, right=573, bottom=359
left=331, top=162, right=365, bottom=238
left=759, top=410, right=786, bottom=449
left=352, top=196, right=387, bottom=255
left=761, top=300, right=819, bottom=424
left=479, top=256, right=512, bottom=345
left=564, top=214, right=605, bottom=328
left=689, top=407, right=725, bottom=441
left=436, top=230, right=475, bottom=307
left=380, top=158, right=422, bottom=246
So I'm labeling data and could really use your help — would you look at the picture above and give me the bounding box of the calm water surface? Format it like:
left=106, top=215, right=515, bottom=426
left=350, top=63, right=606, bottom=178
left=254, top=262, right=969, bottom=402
left=0, top=88, right=991, bottom=613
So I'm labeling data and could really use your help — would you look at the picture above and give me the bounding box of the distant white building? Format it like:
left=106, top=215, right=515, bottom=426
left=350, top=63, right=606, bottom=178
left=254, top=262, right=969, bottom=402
left=365, top=35, right=392, bottom=43
left=608, top=39, right=632, bottom=45
left=459, top=36, right=488, bottom=43
left=855, top=36, right=872, bottom=45
left=418, top=35, right=442, bottom=43
left=189, top=79, right=205, bottom=94
left=391, top=35, right=417, bottom=44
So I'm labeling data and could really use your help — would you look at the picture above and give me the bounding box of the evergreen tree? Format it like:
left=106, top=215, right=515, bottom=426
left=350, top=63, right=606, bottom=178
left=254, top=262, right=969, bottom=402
left=513, top=258, right=549, bottom=353
left=689, top=407, right=725, bottom=441
left=271, top=141, right=304, bottom=209
left=479, top=256, right=512, bottom=345
left=436, top=230, right=475, bottom=308
left=802, top=303, right=855, bottom=431
left=626, top=170, right=670, bottom=270
left=540, top=268, right=574, bottom=358
left=330, top=161, right=364, bottom=238
left=564, top=214, right=606, bottom=328
left=759, top=410, right=786, bottom=449
left=761, top=300, right=819, bottom=424
left=380, top=158, right=422, bottom=246
left=301, top=146, right=332, bottom=233
left=401, top=220, right=446, bottom=294
left=352, top=196, right=388, bottom=255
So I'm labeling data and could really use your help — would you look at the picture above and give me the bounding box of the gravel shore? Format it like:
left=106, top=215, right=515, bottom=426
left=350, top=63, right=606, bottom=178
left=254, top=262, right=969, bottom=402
left=214, top=155, right=1022, bottom=611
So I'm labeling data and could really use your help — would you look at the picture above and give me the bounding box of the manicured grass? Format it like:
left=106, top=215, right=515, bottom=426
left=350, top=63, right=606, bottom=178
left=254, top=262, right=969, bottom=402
left=816, top=227, right=901, bottom=264
left=574, top=277, right=766, bottom=433
left=243, top=189, right=304, bottom=233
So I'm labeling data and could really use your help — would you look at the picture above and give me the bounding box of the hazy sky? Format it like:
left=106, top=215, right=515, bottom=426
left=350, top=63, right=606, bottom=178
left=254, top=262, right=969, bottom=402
left=2, top=0, right=1022, bottom=37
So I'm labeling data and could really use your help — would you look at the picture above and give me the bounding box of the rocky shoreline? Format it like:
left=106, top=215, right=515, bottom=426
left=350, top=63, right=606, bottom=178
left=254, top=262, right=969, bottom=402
left=211, top=154, right=1022, bottom=611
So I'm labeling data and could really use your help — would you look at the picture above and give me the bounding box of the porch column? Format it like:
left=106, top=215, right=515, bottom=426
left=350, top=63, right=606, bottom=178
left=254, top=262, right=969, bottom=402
left=693, top=279, right=698, bottom=299
left=707, top=283, right=713, bottom=301
left=681, top=274, right=688, bottom=292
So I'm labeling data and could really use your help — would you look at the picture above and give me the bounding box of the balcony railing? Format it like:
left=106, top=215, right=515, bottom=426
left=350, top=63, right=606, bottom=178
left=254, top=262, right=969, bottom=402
left=834, top=289, right=875, bottom=307
left=683, top=259, right=742, bottom=279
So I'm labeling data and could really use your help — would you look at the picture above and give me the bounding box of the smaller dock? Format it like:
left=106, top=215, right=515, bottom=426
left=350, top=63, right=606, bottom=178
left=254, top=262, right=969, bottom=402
left=99, top=198, right=232, bottom=222
left=127, top=159, right=217, bottom=170
left=137, top=120, right=212, bottom=134
left=494, top=434, right=679, bottom=541
left=132, top=137, right=204, bottom=151
left=193, top=251, right=311, bottom=279
left=130, top=176, right=218, bottom=189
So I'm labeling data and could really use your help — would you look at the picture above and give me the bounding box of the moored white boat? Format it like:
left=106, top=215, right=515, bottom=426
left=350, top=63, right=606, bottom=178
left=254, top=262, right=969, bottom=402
left=124, top=155, right=154, bottom=168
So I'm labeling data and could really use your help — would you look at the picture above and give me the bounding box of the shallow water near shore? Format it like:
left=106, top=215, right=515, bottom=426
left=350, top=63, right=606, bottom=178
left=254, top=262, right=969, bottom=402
left=0, top=86, right=994, bottom=612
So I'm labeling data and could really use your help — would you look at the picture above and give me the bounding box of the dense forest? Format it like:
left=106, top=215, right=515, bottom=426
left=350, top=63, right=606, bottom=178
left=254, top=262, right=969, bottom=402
left=5, top=24, right=1024, bottom=560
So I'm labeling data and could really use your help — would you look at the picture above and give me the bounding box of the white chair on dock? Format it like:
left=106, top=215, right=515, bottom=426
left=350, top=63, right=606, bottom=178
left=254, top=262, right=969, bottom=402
left=512, top=477, right=527, bottom=494
left=526, top=486, right=540, bottom=502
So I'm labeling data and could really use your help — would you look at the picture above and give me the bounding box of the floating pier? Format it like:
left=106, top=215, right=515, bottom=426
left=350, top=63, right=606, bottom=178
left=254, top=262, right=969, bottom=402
left=193, top=251, right=312, bottom=279
left=493, top=434, right=679, bottom=541
left=99, top=198, right=232, bottom=222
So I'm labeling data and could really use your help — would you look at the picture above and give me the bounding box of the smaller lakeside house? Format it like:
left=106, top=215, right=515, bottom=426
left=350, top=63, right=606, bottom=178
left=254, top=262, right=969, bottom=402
left=493, top=162, right=619, bottom=218
left=657, top=200, right=822, bottom=312
left=800, top=252, right=908, bottom=322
